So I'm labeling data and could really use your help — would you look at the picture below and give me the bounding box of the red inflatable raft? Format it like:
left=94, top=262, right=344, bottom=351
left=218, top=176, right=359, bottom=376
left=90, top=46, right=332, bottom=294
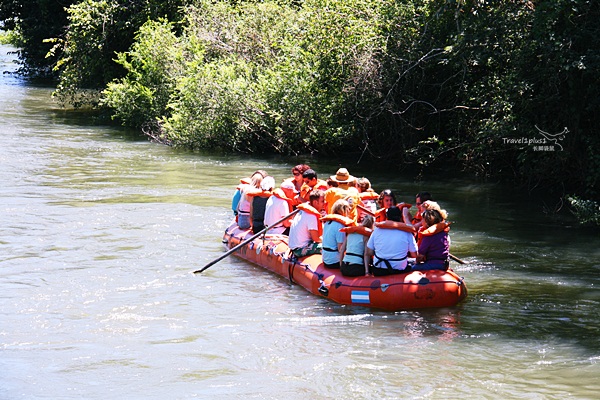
left=222, top=224, right=468, bottom=311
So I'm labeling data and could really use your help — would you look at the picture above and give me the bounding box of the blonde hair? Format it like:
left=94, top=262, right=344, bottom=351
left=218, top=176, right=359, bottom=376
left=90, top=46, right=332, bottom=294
left=250, top=170, right=267, bottom=188
left=361, top=214, right=374, bottom=228
left=331, top=199, right=350, bottom=216
left=421, top=200, right=448, bottom=220
left=357, top=177, right=371, bottom=192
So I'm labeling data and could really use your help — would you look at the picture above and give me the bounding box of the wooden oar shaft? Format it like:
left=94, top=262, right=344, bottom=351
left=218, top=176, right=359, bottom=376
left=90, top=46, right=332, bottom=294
left=194, top=208, right=300, bottom=274
left=449, top=253, right=466, bottom=264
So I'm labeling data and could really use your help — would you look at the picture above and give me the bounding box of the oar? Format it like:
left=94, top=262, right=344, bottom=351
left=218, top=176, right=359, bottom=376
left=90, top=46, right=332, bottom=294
left=357, top=203, right=467, bottom=264
left=194, top=208, right=300, bottom=274
left=449, top=254, right=466, bottom=264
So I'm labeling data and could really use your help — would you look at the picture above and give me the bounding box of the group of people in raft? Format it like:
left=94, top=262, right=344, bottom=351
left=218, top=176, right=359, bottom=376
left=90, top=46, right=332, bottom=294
left=231, top=164, right=451, bottom=277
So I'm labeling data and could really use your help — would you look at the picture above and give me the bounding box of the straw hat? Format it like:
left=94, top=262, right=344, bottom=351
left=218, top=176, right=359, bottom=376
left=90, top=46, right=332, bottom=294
left=330, top=168, right=355, bottom=184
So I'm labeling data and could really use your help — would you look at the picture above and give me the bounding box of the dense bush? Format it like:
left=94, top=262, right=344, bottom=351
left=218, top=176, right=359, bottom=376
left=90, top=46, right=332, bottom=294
left=567, top=196, right=600, bottom=226
left=0, top=0, right=77, bottom=76
left=51, top=0, right=187, bottom=107
left=2, top=0, right=599, bottom=209
left=157, top=0, right=391, bottom=154
left=101, top=19, right=185, bottom=130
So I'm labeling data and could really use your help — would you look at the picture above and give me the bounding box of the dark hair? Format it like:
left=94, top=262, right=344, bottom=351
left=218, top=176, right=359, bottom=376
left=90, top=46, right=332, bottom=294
left=378, top=189, right=397, bottom=208
left=292, top=164, right=311, bottom=175
left=309, top=189, right=325, bottom=202
left=302, top=168, right=317, bottom=180
left=252, top=170, right=267, bottom=179
left=357, top=177, right=371, bottom=192
left=422, top=209, right=443, bottom=226
left=326, top=177, right=338, bottom=187
left=416, top=192, right=433, bottom=202
left=386, top=206, right=402, bottom=222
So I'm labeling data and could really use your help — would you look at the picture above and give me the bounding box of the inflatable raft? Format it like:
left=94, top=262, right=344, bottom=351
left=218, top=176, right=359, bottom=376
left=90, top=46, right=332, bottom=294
left=222, top=224, right=468, bottom=311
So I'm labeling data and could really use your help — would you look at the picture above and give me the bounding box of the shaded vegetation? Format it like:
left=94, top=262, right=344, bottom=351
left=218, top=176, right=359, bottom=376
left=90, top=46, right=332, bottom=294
left=1, top=0, right=599, bottom=222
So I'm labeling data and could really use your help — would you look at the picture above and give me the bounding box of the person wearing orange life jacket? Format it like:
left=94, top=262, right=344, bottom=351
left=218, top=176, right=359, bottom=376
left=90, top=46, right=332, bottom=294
left=237, top=170, right=267, bottom=230
left=248, top=176, right=275, bottom=234
left=339, top=214, right=374, bottom=276
left=298, top=169, right=328, bottom=203
left=288, top=189, right=326, bottom=258
left=365, top=206, right=417, bottom=276
left=356, top=177, right=379, bottom=218
left=321, top=199, right=354, bottom=269
left=264, top=180, right=297, bottom=235
left=284, top=164, right=311, bottom=193
left=402, top=191, right=433, bottom=229
left=414, top=209, right=451, bottom=271
left=324, top=167, right=360, bottom=223
left=414, top=200, right=449, bottom=245
left=373, top=189, right=397, bottom=222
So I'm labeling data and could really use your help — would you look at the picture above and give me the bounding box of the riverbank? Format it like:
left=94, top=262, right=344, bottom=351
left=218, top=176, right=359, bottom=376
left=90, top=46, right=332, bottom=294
left=2, top=41, right=600, bottom=398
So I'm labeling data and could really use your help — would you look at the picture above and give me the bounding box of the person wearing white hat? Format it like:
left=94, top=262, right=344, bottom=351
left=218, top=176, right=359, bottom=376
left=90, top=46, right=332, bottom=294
left=264, top=181, right=297, bottom=235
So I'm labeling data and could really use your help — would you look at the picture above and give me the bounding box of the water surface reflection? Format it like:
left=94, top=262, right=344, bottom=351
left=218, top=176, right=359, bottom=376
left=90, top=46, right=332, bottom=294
left=1, top=43, right=599, bottom=399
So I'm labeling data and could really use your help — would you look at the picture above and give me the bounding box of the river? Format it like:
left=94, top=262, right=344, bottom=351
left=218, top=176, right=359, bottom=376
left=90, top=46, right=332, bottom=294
left=1, top=43, right=599, bottom=399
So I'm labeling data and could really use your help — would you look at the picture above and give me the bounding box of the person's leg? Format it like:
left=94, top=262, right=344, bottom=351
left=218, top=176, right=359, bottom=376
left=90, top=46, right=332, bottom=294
left=292, top=242, right=322, bottom=257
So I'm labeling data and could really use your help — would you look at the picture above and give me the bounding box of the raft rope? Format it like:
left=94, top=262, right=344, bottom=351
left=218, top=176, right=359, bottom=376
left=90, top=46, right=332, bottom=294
left=228, top=232, right=465, bottom=292
left=329, top=277, right=465, bottom=291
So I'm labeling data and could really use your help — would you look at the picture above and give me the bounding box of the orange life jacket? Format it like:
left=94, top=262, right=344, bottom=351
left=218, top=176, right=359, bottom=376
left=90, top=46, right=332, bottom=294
left=320, top=214, right=355, bottom=227
left=247, top=190, right=272, bottom=198
left=271, top=188, right=295, bottom=211
left=359, top=190, right=379, bottom=201
left=324, top=187, right=360, bottom=223
left=375, top=220, right=416, bottom=235
left=340, top=225, right=373, bottom=237
left=417, top=221, right=451, bottom=246
left=374, top=203, right=412, bottom=223
left=374, top=208, right=387, bottom=222
left=397, top=202, right=412, bottom=210
left=299, top=179, right=328, bottom=201
left=296, top=202, right=323, bottom=236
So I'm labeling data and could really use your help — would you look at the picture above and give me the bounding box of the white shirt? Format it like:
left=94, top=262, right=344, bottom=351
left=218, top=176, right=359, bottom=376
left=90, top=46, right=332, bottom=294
left=264, top=195, right=290, bottom=234
left=367, top=227, right=417, bottom=270
left=288, top=211, right=319, bottom=250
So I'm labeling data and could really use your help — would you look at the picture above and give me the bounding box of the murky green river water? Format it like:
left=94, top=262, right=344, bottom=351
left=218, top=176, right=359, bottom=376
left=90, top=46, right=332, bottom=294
left=1, top=44, right=599, bottom=399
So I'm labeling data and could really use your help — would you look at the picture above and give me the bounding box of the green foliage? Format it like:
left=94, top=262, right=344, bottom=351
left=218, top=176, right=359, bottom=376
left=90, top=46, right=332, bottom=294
left=0, top=30, right=20, bottom=45
left=156, top=0, right=403, bottom=155
left=52, top=0, right=122, bottom=107
left=7, top=0, right=599, bottom=203
left=52, top=0, right=187, bottom=107
left=101, top=19, right=185, bottom=128
left=567, top=196, right=600, bottom=226
left=0, top=0, right=77, bottom=76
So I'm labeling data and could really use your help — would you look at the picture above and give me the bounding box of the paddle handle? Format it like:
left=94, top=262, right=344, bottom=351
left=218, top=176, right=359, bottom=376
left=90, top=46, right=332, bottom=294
left=449, top=253, right=466, bottom=264
left=194, top=208, right=300, bottom=274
